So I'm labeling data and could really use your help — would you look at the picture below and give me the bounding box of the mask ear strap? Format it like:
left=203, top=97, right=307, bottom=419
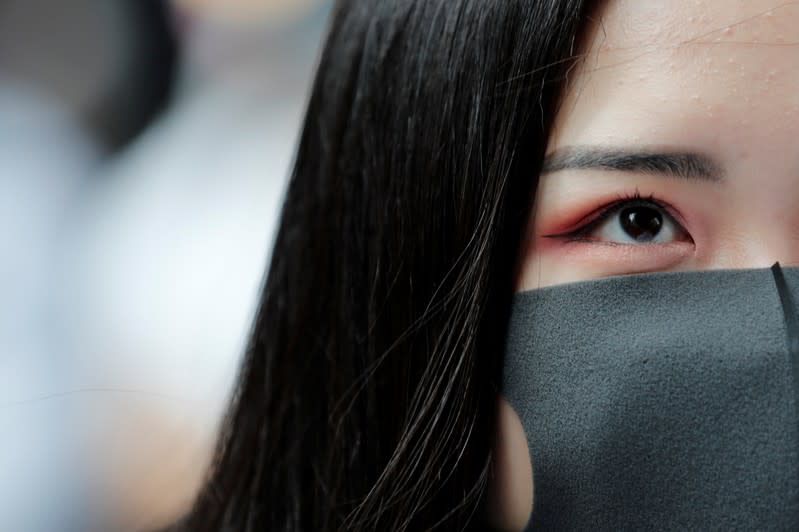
left=772, top=262, right=799, bottom=442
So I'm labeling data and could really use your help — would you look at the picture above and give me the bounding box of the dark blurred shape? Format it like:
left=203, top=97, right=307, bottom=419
left=0, top=0, right=177, bottom=151
left=97, top=0, right=178, bottom=150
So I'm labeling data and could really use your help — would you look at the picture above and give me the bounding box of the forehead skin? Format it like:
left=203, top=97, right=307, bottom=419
left=550, top=0, right=799, bottom=184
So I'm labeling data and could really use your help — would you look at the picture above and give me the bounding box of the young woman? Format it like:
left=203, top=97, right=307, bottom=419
left=174, top=1, right=799, bottom=529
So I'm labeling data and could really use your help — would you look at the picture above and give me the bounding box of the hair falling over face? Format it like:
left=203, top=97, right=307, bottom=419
left=169, top=1, right=595, bottom=530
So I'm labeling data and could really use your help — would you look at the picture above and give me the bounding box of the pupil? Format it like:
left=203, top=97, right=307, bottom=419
left=620, top=207, right=663, bottom=241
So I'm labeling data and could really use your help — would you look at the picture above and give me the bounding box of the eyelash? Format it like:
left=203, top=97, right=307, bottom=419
left=545, top=191, right=683, bottom=243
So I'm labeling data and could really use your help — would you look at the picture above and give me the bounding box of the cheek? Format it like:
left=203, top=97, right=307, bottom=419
left=516, top=241, right=695, bottom=291
left=485, top=397, right=533, bottom=532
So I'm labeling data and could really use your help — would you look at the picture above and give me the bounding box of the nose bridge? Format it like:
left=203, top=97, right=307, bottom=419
left=713, top=239, right=799, bottom=270
left=710, top=207, right=799, bottom=269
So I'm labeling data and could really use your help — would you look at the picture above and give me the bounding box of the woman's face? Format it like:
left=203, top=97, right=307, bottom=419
left=493, top=1, right=799, bottom=530
left=517, top=0, right=799, bottom=290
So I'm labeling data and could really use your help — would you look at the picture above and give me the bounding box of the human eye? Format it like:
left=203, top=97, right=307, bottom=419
left=545, top=192, right=692, bottom=246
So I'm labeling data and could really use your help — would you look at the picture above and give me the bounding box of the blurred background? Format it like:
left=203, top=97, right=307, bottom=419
left=0, top=0, right=331, bottom=530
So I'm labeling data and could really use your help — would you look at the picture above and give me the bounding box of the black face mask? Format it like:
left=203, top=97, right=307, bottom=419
left=503, top=264, right=799, bottom=530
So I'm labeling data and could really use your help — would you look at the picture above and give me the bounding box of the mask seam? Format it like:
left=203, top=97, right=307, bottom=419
left=771, top=261, right=799, bottom=500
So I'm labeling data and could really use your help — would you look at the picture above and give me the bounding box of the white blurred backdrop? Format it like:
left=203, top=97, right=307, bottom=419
left=0, top=1, right=330, bottom=530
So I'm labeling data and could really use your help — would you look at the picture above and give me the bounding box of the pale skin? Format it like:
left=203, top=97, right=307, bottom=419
left=487, top=1, right=799, bottom=529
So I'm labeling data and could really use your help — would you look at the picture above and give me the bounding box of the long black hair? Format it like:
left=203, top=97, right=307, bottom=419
left=175, top=1, right=593, bottom=530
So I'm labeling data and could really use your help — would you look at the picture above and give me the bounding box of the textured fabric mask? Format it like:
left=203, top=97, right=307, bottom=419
left=503, top=265, right=799, bottom=530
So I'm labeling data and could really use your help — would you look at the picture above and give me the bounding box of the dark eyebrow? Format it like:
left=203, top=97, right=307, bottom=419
left=542, top=146, right=725, bottom=182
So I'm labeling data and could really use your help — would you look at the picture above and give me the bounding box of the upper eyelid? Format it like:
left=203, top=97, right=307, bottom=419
left=542, top=197, right=680, bottom=240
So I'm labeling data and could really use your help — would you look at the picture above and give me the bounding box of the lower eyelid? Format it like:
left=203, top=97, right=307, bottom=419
left=563, top=238, right=650, bottom=247
left=541, top=238, right=695, bottom=269
left=562, top=233, right=692, bottom=247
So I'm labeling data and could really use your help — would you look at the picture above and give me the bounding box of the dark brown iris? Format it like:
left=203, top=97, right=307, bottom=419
left=620, top=206, right=663, bottom=241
